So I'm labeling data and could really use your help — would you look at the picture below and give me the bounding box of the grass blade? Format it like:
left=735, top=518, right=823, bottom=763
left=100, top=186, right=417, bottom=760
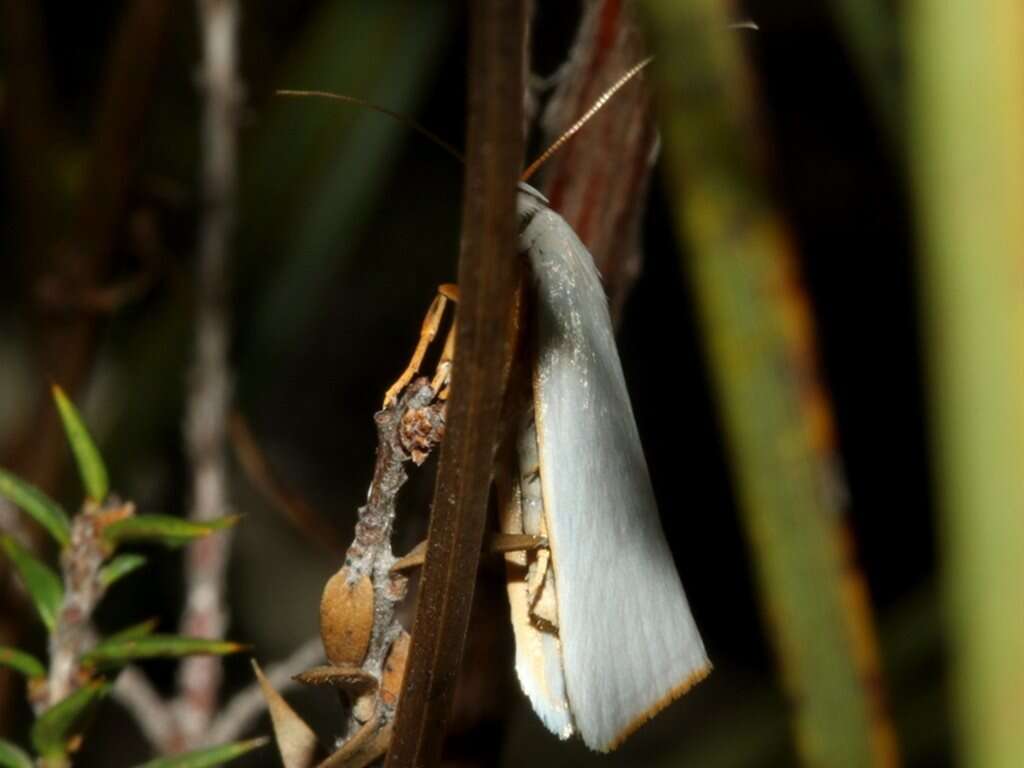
left=910, top=1, right=1024, bottom=765
left=641, top=2, right=897, bottom=765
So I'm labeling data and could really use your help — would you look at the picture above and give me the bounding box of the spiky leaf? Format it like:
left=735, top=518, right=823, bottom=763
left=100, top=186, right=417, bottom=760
left=30, top=681, right=110, bottom=758
left=0, top=536, right=63, bottom=630
left=131, top=737, right=269, bottom=768
left=103, top=514, right=239, bottom=550
left=0, top=739, right=33, bottom=768
left=0, top=469, right=70, bottom=547
left=52, top=385, right=109, bottom=502
left=98, top=553, right=147, bottom=588
left=102, top=618, right=159, bottom=645
left=82, top=635, right=245, bottom=669
left=0, top=646, right=46, bottom=679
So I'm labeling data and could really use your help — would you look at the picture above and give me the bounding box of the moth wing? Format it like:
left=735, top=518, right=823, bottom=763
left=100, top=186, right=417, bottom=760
left=522, top=202, right=710, bottom=751
left=500, top=487, right=574, bottom=739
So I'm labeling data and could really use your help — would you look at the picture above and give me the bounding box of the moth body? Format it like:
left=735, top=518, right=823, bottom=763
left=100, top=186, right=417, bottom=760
left=501, top=184, right=710, bottom=752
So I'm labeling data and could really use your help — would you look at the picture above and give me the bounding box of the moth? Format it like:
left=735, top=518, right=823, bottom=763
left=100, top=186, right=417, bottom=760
left=491, top=181, right=709, bottom=751
left=383, top=62, right=710, bottom=752
left=292, top=59, right=710, bottom=754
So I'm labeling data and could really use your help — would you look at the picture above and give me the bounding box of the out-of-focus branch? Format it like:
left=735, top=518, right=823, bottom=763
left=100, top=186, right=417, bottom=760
left=114, top=665, right=175, bottom=750
left=385, top=3, right=527, bottom=766
left=207, top=636, right=324, bottom=746
left=535, top=0, right=657, bottom=323
left=174, top=0, right=242, bottom=750
left=641, top=2, right=898, bottom=766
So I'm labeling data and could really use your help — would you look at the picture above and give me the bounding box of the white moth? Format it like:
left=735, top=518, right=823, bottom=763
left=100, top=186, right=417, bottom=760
left=497, top=182, right=709, bottom=752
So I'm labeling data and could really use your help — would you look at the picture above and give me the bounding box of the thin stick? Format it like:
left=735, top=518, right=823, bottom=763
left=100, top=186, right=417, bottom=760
left=384, top=2, right=527, bottom=765
left=175, top=0, right=241, bottom=748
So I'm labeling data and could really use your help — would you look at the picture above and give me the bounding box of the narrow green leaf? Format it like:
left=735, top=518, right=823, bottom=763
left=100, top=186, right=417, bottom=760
left=0, top=536, right=64, bottom=631
left=102, top=618, right=159, bottom=645
left=0, top=468, right=70, bottom=547
left=0, top=646, right=46, bottom=679
left=98, top=553, right=147, bottom=588
left=82, top=634, right=246, bottom=668
left=52, top=385, right=109, bottom=502
left=103, top=514, right=239, bottom=549
left=0, top=739, right=33, bottom=768
left=131, top=737, right=269, bottom=768
left=30, top=681, right=110, bottom=758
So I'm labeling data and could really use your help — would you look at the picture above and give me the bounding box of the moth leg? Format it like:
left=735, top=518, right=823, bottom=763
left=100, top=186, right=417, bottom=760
left=390, top=533, right=546, bottom=574
left=382, top=283, right=459, bottom=408
left=431, top=320, right=457, bottom=400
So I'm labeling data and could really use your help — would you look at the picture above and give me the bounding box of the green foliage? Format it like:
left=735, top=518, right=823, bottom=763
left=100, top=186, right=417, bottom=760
left=0, top=739, right=33, bottom=768
left=102, top=618, right=159, bottom=645
left=0, top=469, right=70, bottom=548
left=0, top=536, right=63, bottom=631
left=103, top=514, right=239, bottom=550
left=83, top=635, right=245, bottom=669
left=0, top=646, right=46, bottom=679
left=52, top=384, right=109, bottom=503
left=30, top=681, right=110, bottom=759
left=98, top=553, right=147, bottom=588
left=131, top=737, right=269, bottom=768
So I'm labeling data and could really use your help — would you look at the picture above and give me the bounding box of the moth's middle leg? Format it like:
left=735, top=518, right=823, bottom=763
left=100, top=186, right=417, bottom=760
left=383, top=283, right=460, bottom=407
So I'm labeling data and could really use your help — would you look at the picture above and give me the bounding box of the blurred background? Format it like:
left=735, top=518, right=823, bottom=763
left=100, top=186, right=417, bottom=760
left=0, top=1, right=981, bottom=766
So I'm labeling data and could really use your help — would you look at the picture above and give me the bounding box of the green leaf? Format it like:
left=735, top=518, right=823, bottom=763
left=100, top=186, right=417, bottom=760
left=52, top=385, right=109, bottom=502
left=0, top=646, right=46, bottom=679
left=82, top=634, right=246, bottom=669
left=0, top=468, right=70, bottom=548
left=0, top=536, right=63, bottom=631
left=102, top=618, right=159, bottom=645
left=0, top=738, right=33, bottom=768
left=103, top=514, right=239, bottom=549
left=131, top=737, right=269, bottom=768
left=30, top=681, right=110, bottom=758
left=98, top=553, right=147, bottom=588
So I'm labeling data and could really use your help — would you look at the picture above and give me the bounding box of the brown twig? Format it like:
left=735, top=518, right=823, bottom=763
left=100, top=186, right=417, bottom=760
left=174, top=0, right=242, bottom=749
left=534, top=0, right=657, bottom=323
left=385, top=3, right=527, bottom=765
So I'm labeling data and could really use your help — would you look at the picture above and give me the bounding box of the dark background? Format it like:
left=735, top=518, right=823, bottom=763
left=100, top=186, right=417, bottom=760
left=1, top=2, right=940, bottom=766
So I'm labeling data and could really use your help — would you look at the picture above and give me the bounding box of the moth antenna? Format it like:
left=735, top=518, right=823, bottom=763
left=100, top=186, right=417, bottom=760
left=729, top=20, right=760, bottom=31
left=275, top=89, right=464, bottom=164
left=520, top=56, right=653, bottom=183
